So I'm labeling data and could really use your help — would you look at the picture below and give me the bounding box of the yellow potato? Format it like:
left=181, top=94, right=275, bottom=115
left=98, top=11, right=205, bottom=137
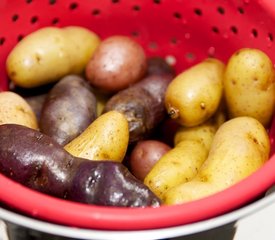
left=6, top=26, right=101, bottom=88
left=62, top=26, right=100, bottom=74
left=64, top=110, right=129, bottom=162
left=224, top=48, right=275, bottom=127
left=143, top=110, right=225, bottom=200
left=174, top=105, right=226, bottom=149
left=165, top=58, right=224, bottom=127
left=144, top=140, right=208, bottom=199
left=164, top=116, right=270, bottom=205
left=0, top=91, right=38, bottom=129
left=6, top=27, right=74, bottom=88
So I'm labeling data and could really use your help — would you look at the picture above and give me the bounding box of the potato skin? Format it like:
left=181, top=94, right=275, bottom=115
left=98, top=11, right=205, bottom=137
left=174, top=104, right=226, bottom=148
left=103, top=74, right=173, bottom=143
left=39, top=75, right=97, bottom=146
left=165, top=58, right=224, bottom=127
left=85, top=35, right=147, bottom=93
left=0, top=124, right=81, bottom=198
left=129, top=140, right=171, bottom=181
left=0, top=91, right=38, bottom=129
left=6, top=27, right=100, bottom=88
left=224, top=48, right=275, bottom=127
left=62, top=26, right=101, bottom=74
left=69, top=160, right=161, bottom=207
left=143, top=111, right=224, bottom=200
left=0, top=124, right=161, bottom=207
left=64, top=111, right=129, bottom=163
left=144, top=140, right=209, bottom=199
left=6, top=27, right=74, bottom=88
left=164, top=117, right=270, bottom=205
left=146, top=57, right=175, bottom=76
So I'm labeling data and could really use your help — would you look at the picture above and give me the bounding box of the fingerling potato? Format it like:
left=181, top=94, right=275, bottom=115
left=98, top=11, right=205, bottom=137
left=0, top=91, right=38, bottom=129
left=164, top=116, right=270, bottom=205
left=165, top=58, right=224, bottom=127
left=224, top=48, right=275, bottom=127
left=64, top=111, right=129, bottom=162
left=39, top=75, right=97, bottom=146
left=143, top=110, right=225, bottom=199
left=6, top=27, right=100, bottom=88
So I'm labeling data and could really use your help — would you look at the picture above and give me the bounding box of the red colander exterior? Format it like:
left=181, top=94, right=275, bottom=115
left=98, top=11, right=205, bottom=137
left=1, top=0, right=275, bottom=230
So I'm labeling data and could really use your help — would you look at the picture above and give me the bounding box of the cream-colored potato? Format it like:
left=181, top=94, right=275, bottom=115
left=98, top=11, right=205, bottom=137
left=0, top=91, right=38, bottom=129
left=6, top=27, right=74, bottom=88
left=62, top=26, right=100, bottom=74
left=224, top=48, right=275, bottom=127
left=164, top=116, right=270, bottom=205
left=144, top=140, right=208, bottom=199
left=165, top=58, right=224, bottom=127
left=64, top=110, right=129, bottom=162
left=174, top=104, right=226, bottom=149
left=143, top=111, right=224, bottom=200
left=6, top=26, right=101, bottom=88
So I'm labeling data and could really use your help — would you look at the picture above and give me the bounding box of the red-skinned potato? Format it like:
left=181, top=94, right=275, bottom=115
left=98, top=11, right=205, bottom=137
left=85, top=35, right=147, bottom=93
left=130, top=140, right=171, bottom=181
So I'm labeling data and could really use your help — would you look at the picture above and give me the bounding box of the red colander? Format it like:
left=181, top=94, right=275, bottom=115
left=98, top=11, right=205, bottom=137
left=1, top=0, right=275, bottom=231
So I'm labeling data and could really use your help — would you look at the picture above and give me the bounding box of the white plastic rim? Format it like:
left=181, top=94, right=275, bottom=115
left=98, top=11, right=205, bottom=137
left=0, top=190, right=275, bottom=240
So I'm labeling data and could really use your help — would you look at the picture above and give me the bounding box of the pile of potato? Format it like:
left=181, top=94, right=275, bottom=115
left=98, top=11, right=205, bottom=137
left=0, top=25, right=274, bottom=208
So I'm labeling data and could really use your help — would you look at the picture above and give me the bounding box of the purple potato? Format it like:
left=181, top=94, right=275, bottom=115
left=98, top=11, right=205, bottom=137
left=69, top=160, right=161, bottom=207
left=103, top=74, right=174, bottom=143
left=39, top=74, right=97, bottom=146
left=0, top=124, right=161, bottom=207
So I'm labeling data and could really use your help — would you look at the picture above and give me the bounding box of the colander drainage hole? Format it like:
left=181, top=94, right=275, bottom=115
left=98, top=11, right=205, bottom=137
left=92, top=9, right=101, bottom=16
left=268, top=33, right=274, bottom=42
left=52, top=18, right=59, bottom=25
left=251, top=28, right=258, bottom=38
left=0, top=38, right=5, bottom=46
left=217, top=6, right=225, bottom=15
left=69, top=2, right=78, bottom=10
left=30, top=16, right=38, bottom=24
left=12, top=14, right=19, bottom=22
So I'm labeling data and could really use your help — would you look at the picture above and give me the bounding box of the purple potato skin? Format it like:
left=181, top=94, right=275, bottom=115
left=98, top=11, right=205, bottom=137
left=0, top=124, right=81, bottom=198
left=68, top=160, right=161, bottom=207
left=103, top=74, right=174, bottom=143
left=146, top=57, right=175, bottom=77
left=0, top=124, right=161, bottom=207
left=103, top=57, right=175, bottom=143
left=39, top=75, right=97, bottom=146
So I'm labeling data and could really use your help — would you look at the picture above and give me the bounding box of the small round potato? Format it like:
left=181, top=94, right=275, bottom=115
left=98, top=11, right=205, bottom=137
left=129, top=140, right=171, bottom=181
left=0, top=91, right=38, bottom=129
left=85, top=35, right=147, bottom=93
left=165, top=58, right=224, bottom=127
left=224, top=48, right=275, bottom=127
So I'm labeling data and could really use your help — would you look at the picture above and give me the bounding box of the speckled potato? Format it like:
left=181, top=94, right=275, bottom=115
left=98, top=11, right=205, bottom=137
left=165, top=58, right=224, bottom=127
left=174, top=106, right=226, bottom=149
left=143, top=110, right=225, bottom=200
left=0, top=91, right=38, bottom=129
left=62, top=26, right=101, bottom=74
left=224, top=48, right=275, bottom=127
left=6, top=26, right=100, bottom=88
left=64, top=111, right=129, bottom=162
left=85, top=35, right=147, bottom=93
left=164, top=116, right=270, bottom=205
